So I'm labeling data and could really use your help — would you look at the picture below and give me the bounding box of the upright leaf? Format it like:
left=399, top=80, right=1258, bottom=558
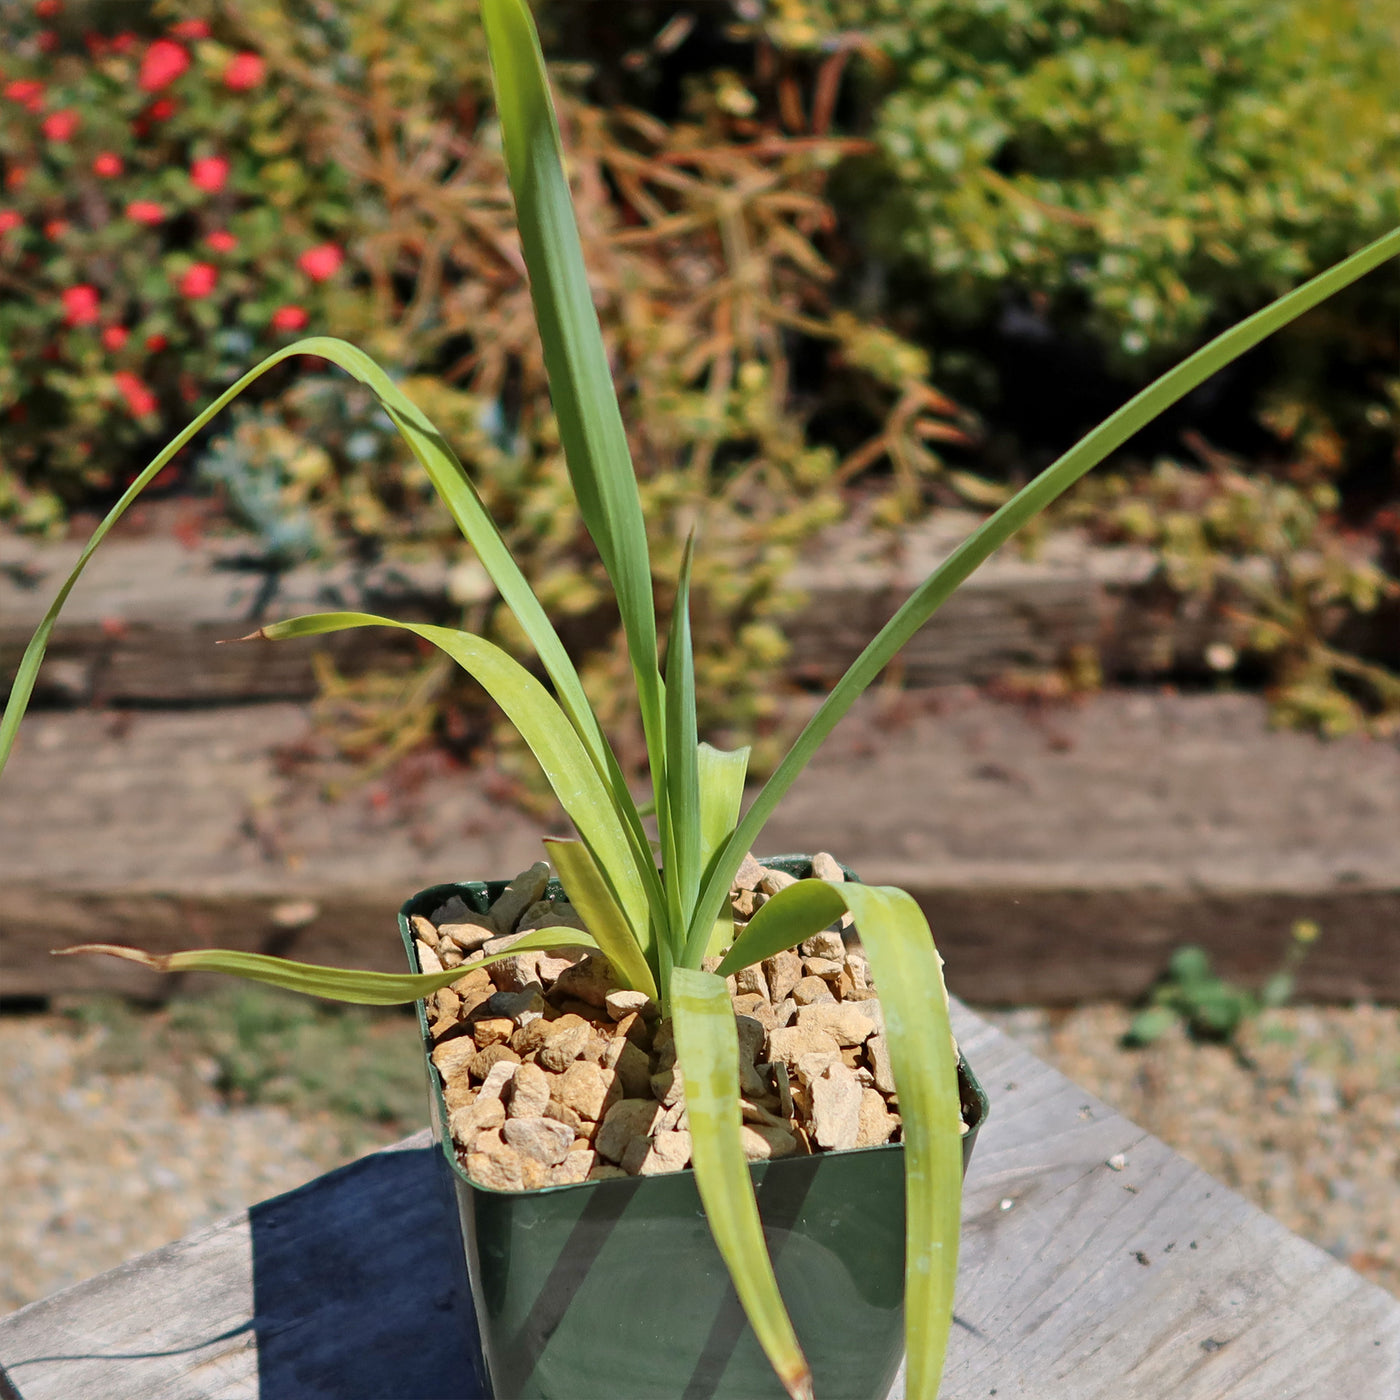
left=479, top=0, right=668, bottom=819
left=662, top=535, right=702, bottom=948
left=696, top=743, right=750, bottom=875
left=670, top=967, right=813, bottom=1400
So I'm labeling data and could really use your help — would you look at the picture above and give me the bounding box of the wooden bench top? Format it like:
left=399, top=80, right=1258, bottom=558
left=2, top=999, right=1396, bottom=1399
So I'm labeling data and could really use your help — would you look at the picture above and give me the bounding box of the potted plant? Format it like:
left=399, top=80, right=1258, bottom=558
left=1, top=2, right=1395, bottom=1395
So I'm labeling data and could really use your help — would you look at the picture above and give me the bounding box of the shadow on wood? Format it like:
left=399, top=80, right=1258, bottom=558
left=249, top=1144, right=488, bottom=1400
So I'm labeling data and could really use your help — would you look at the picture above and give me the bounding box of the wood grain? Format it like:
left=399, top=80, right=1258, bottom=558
left=2, top=515, right=1266, bottom=707
left=4, top=693, right=1397, bottom=1003
left=1, top=1004, right=1395, bottom=1399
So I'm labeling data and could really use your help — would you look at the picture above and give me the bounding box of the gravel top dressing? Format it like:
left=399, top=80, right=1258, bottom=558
left=1, top=999, right=1394, bottom=1316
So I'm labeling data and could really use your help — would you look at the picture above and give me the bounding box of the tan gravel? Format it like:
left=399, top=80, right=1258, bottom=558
left=980, top=1002, right=1400, bottom=1299
left=2, top=1001, right=1395, bottom=1317
left=0, top=1015, right=397, bottom=1315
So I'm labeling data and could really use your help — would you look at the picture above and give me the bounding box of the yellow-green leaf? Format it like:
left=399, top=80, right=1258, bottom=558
left=670, top=966, right=813, bottom=1400
left=52, top=927, right=598, bottom=1006
left=544, top=837, right=659, bottom=1001
left=715, top=879, right=962, bottom=1400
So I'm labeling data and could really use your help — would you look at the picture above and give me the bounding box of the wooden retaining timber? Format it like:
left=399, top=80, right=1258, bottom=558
left=2, top=513, right=1224, bottom=707
left=2, top=1000, right=1397, bottom=1398
left=2, top=691, right=1397, bottom=1005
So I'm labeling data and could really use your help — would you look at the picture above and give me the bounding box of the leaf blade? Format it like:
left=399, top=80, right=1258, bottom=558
left=252, top=611, right=652, bottom=963
left=480, top=0, right=668, bottom=846
left=52, top=927, right=598, bottom=1006
left=713, top=880, right=963, bottom=1400
left=670, top=966, right=813, bottom=1400
left=663, top=534, right=702, bottom=949
left=544, top=837, right=659, bottom=1001
left=689, top=225, right=1400, bottom=953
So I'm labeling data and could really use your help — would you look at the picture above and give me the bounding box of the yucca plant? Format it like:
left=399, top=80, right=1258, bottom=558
left=1, top=2, right=1396, bottom=1396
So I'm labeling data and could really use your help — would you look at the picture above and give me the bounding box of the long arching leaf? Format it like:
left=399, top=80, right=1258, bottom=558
left=0, top=337, right=666, bottom=944
left=52, top=926, right=598, bottom=1006
left=244, top=611, right=653, bottom=971
left=688, top=225, right=1400, bottom=954
left=715, top=880, right=962, bottom=1400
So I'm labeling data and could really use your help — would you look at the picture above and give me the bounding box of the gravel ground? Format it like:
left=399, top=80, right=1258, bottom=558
left=1, top=1001, right=1395, bottom=1317
left=0, top=1011, right=406, bottom=1315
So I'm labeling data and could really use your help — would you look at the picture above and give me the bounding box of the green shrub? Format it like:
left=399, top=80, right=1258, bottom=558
left=807, top=0, right=1400, bottom=362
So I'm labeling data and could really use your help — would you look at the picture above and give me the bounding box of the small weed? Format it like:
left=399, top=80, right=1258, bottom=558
left=1126, top=920, right=1321, bottom=1047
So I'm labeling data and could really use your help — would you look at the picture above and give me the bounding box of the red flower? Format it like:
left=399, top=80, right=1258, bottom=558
left=36, top=0, right=62, bottom=16
left=101, top=325, right=129, bottom=351
left=190, top=156, right=229, bottom=193
left=110, top=33, right=138, bottom=55
left=44, top=219, right=68, bottom=239
left=145, top=97, right=178, bottom=122
left=0, top=210, right=23, bottom=234
left=204, top=229, right=238, bottom=253
left=270, top=304, right=309, bottom=331
left=169, top=20, right=211, bottom=40
left=145, top=333, right=168, bottom=352
left=297, top=243, right=343, bottom=282
left=126, top=200, right=166, bottom=225
left=92, top=152, right=123, bottom=178
left=5, top=168, right=27, bottom=191
left=114, top=370, right=157, bottom=417
left=42, top=109, right=79, bottom=141
left=223, top=52, right=265, bottom=91
left=61, top=284, right=101, bottom=326
left=37, top=30, right=59, bottom=54
left=177, top=262, right=217, bottom=298
left=138, top=38, right=189, bottom=92
left=5, top=80, right=42, bottom=103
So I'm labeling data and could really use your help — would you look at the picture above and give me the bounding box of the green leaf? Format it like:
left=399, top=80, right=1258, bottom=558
left=681, top=743, right=751, bottom=966
left=0, top=336, right=665, bottom=947
left=480, top=0, right=668, bottom=842
left=1126, top=1007, right=1178, bottom=1046
left=714, top=879, right=848, bottom=978
left=249, top=612, right=652, bottom=960
left=544, top=837, right=659, bottom=1001
left=669, top=967, right=813, bottom=1400
left=52, top=927, right=598, bottom=1006
left=662, top=534, right=701, bottom=948
left=714, top=880, right=962, bottom=1400
left=687, top=224, right=1400, bottom=953
left=697, top=743, right=750, bottom=873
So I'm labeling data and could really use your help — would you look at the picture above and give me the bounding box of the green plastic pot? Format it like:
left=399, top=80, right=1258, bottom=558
left=400, top=856, right=989, bottom=1400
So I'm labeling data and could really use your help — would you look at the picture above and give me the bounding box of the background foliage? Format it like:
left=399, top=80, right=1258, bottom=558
left=2, top=0, right=1397, bottom=741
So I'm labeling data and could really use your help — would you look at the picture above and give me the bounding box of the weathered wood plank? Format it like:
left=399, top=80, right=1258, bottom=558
left=4, top=693, right=1397, bottom=1004
left=1, top=514, right=1227, bottom=707
left=938, top=1006, right=1400, bottom=1397
left=2, top=1004, right=1394, bottom=1399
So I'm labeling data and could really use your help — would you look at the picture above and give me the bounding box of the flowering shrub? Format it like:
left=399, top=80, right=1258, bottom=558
left=0, top=8, right=351, bottom=530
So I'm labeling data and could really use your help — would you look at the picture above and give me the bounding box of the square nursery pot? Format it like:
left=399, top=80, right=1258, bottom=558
left=400, top=855, right=989, bottom=1400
